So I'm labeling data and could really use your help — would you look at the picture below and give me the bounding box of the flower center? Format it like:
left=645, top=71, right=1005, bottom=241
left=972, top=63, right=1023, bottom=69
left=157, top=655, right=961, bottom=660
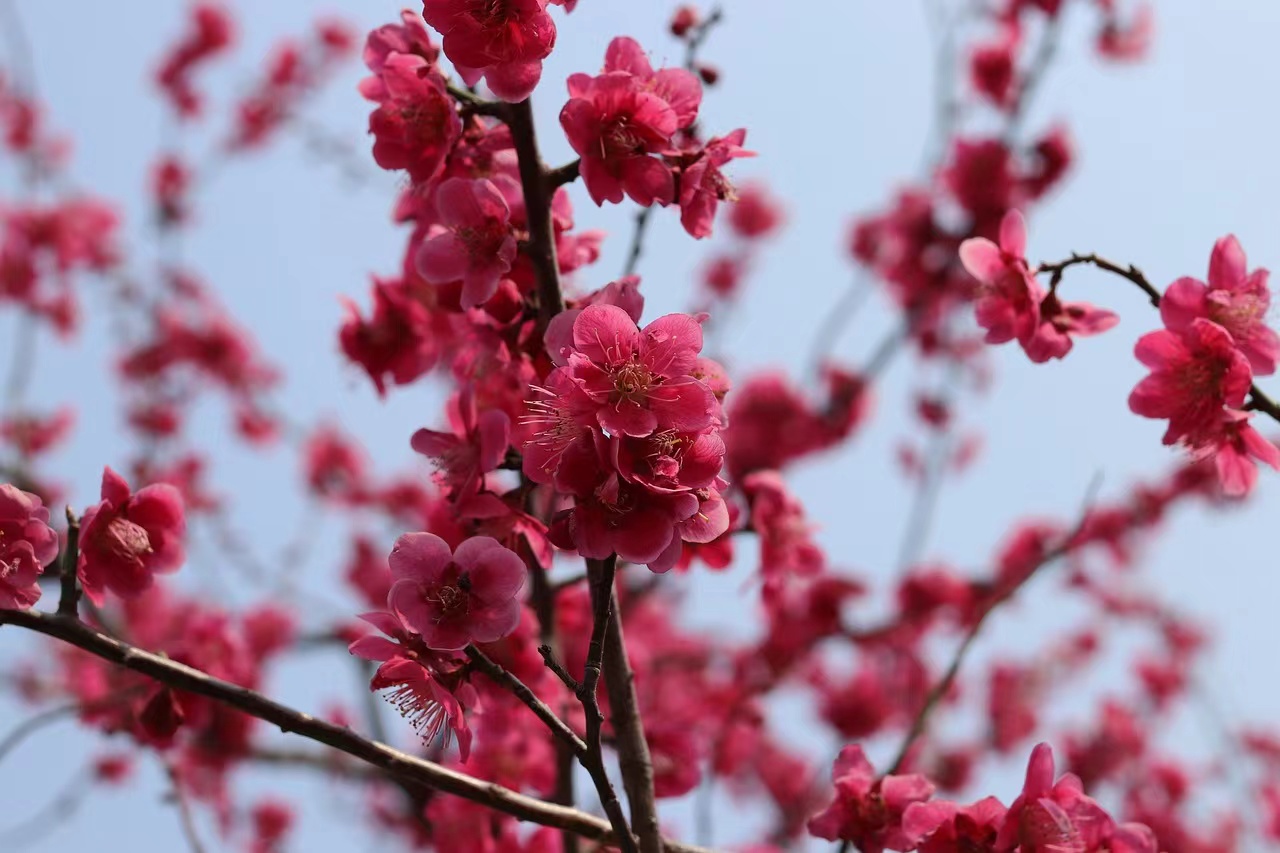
left=103, top=516, right=153, bottom=564
left=612, top=360, right=655, bottom=401
left=602, top=119, right=645, bottom=159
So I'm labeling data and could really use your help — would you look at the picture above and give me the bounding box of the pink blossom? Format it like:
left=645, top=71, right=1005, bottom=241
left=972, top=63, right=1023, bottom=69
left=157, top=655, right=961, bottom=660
left=728, top=182, right=785, bottom=240
left=363, top=52, right=461, bottom=184
left=363, top=10, right=440, bottom=74
left=339, top=277, right=439, bottom=395
left=349, top=610, right=474, bottom=759
left=902, top=796, right=1007, bottom=853
left=77, top=467, right=186, bottom=605
left=1096, top=2, right=1153, bottom=62
left=419, top=0, right=556, bottom=102
left=411, top=388, right=511, bottom=498
left=807, top=744, right=935, bottom=852
left=678, top=129, right=753, bottom=239
left=959, top=209, right=1044, bottom=346
left=558, top=304, right=716, bottom=438
left=1160, top=235, right=1279, bottom=375
left=387, top=532, right=526, bottom=650
left=561, top=73, right=679, bottom=207
left=995, top=743, right=1158, bottom=853
left=1206, top=409, right=1280, bottom=497
left=592, top=37, right=703, bottom=129
left=1022, top=291, right=1119, bottom=363
left=0, top=484, right=60, bottom=610
left=970, top=28, right=1019, bottom=108
left=155, top=3, right=235, bottom=118
left=414, top=178, right=517, bottom=309
left=1128, top=318, right=1252, bottom=448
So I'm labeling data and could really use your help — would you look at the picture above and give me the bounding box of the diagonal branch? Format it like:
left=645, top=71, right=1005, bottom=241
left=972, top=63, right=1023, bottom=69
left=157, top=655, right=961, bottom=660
left=0, top=607, right=717, bottom=853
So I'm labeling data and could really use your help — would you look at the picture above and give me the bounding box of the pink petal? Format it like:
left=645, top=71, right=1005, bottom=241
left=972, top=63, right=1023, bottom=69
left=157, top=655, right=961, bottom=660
left=642, top=313, right=703, bottom=376
left=574, top=304, right=641, bottom=365
left=958, top=238, right=1004, bottom=282
left=454, top=536, right=526, bottom=604
left=101, top=466, right=132, bottom=506
left=1159, top=277, right=1207, bottom=331
left=416, top=232, right=469, bottom=284
left=476, top=410, right=511, bottom=473
left=604, top=36, right=653, bottom=77
left=388, top=532, right=453, bottom=584
left=466, top=600, right=522, bottom=643
left=1208, top=234, right=1247, bottom=289
left=348, top=635, right=402, bottom=662
left=998, top=208, right=1027, bottom=258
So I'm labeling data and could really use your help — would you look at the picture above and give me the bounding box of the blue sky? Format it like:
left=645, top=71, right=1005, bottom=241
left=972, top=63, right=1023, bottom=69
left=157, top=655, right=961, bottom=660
left=2, top=1, right=1280, bottom=850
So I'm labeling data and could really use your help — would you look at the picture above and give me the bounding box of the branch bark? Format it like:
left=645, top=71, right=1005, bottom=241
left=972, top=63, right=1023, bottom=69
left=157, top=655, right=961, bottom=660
left=0, top=608, right=717, bottom=853
left=505, top=97, right=565, bottom=326
left=594, top=569, right=663, bottom=853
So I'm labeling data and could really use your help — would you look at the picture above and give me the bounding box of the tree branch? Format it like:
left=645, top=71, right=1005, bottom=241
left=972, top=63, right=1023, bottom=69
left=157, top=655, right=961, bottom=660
left=466, top=645, right=587, bottom=754
left=505, top=97, right=565, bottom=326
left=595, top=566, right=663, bottom=853
left=0, top=608, right=717, bottom=853
left=57, top=509, right=80, bottom=617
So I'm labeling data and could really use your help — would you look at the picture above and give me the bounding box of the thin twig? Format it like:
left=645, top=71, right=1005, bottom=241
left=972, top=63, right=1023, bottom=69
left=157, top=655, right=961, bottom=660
left=885, top=475, right=1103, bottom=774
left=621, top=208, right=653, bottom=279
left=466, top=645, right=587, bottom=754
left=165, top=760, right=208, bottom=853
left=0, top=686, right=143, bottom=766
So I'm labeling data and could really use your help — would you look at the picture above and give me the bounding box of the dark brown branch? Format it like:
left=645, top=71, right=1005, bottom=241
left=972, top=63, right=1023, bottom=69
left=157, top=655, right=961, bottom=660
left=575, top=556, right=639, bottom=853
left=547, top=159, right=581, bottom=189
left=596, top=570, right=663, bottom=853
left=447, top=83, right=506, bottom=118
left=505, top=97, right=565, bottom=326
left=0, top=608, right=716, bottom=853
left=466, top=645, right=587, bottom=754
left=57, top=508, right=80, bottom=616
left=1036, top=253, right=1280, bottom=424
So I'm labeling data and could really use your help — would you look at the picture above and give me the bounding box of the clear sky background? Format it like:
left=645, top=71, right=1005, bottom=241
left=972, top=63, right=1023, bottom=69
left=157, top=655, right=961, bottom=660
left=2, top=1, right=1280, bottom=850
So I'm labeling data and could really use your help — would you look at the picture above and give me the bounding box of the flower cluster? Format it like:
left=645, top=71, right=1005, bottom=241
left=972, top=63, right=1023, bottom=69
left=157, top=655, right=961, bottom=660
left=809, top=743, right=1158, bottom=853
left=0, top=484, right=60, bottom=610
left=1129, top=236, right=1280, bottom=495
left=523, top=302, right=730, bottom=571
left=960, top=209, right=1118, bottom=363
left=561, top=37, right=751, bottom=237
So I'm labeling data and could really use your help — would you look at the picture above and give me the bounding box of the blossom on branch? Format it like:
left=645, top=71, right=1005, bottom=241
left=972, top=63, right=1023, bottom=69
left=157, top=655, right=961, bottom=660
left=77, top=467, right=186, bottom=605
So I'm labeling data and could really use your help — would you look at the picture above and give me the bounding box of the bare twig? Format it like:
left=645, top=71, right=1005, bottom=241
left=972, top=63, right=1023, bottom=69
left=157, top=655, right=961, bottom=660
left=466, top=645, right=587, bottom=754
left=885, top=475, right=1102, bottom=774
left=165, top=761, right=208, bottom=853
